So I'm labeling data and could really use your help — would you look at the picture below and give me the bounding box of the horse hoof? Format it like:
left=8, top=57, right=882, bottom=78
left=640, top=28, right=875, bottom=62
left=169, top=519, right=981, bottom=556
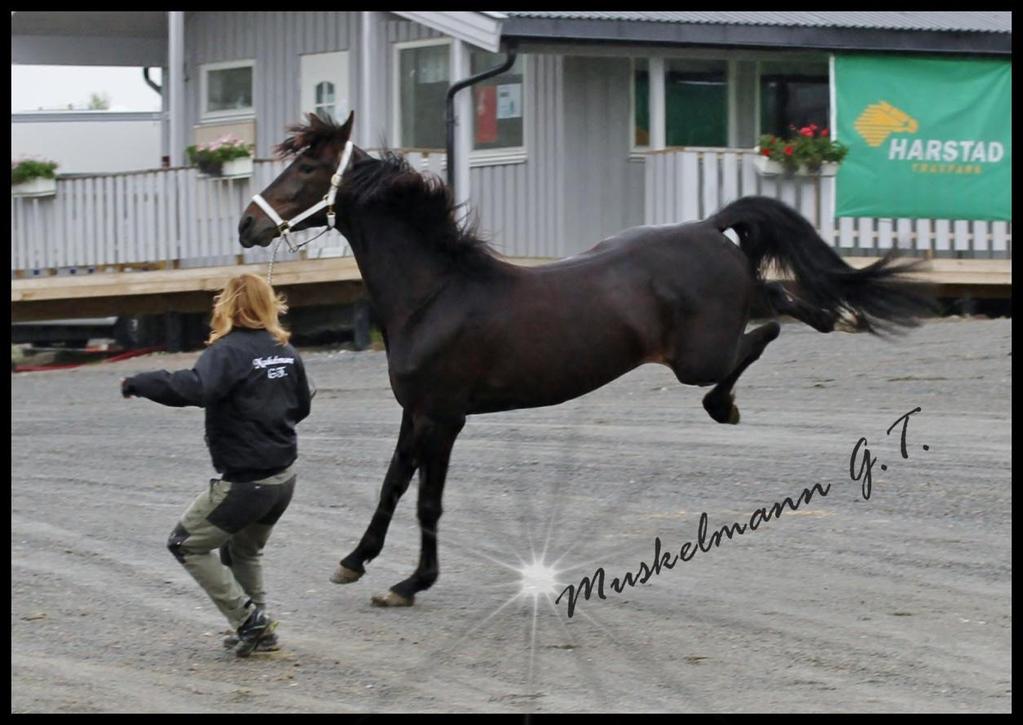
left=371, top=591, right=414, bottom=607
left=330, top=564, right=363, bottom=584
left=703, top=393, right=739, bottom=425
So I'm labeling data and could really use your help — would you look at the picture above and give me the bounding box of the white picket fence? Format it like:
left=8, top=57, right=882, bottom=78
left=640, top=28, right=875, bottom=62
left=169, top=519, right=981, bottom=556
left=10, top=151, right=447, bottom=274
left=11, top=147, right=1011, bottom=274
left=644, top=148, right=1011, bottom=258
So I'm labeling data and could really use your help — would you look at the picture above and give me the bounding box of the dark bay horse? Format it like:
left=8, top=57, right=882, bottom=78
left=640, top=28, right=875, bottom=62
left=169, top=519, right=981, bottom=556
left=239, top=112, right=932, bottom=607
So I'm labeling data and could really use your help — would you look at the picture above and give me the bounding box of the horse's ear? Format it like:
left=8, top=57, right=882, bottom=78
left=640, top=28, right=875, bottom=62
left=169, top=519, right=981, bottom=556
left=306, top=112, right=328, bottom=130
left=339, top=110, right=355, bottom=141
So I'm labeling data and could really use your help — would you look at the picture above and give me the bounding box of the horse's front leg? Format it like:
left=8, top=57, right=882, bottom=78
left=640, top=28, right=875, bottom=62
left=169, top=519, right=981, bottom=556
left=372, top=414, right=465, bottom=607
left=332, top=410, right=417, bottom=584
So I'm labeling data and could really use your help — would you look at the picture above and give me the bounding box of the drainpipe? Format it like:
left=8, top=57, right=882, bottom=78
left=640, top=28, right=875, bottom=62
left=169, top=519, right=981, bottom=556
left=142, top=67, right=162, bottom=94
left=143, top=66, right=169, bottom=166
left=445, top=42, right=517, bottom=200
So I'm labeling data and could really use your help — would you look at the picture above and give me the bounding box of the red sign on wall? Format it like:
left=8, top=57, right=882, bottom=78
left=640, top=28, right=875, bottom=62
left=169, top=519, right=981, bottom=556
left=475, top=85, right=497, bottom=144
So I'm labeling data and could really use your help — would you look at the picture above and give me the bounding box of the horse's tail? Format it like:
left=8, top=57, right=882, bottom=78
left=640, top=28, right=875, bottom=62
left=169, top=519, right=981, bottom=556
left=708, top=196, right=935, bottom=334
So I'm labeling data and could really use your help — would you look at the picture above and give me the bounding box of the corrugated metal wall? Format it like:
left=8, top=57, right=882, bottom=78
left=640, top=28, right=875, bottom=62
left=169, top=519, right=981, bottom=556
left=468, top=54, right=565, bottom=259
left=561, top=56, right=642, bottom=256
left=186, top=12, right=358, bottom=158
left=182, top=13, right=640, bottom=260
left=185, top=12, right=567, bottom=257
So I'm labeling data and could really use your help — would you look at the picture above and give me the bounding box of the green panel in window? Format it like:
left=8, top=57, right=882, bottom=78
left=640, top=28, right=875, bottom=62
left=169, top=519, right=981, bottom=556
left=634, top=65, right=649, bottom=146
left=665, top=79, right=727, bottom=147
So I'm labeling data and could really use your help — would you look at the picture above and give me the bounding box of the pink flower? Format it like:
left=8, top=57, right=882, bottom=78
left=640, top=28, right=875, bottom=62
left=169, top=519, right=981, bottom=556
left=799, top=126, right=814, bottom=137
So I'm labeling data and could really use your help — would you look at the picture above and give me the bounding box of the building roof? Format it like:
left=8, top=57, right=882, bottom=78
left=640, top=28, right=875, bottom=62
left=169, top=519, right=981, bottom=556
left=501, top=12, right=1011, bottom=34
left=498, top=11, right=1011, bottom=55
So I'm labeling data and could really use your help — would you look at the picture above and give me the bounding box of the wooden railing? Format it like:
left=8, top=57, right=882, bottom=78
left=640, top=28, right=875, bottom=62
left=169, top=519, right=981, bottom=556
left=10, top=150, right=447, bottom=275
left=11, top=147, right=1011, bottom=276
left=644, top=148, right=1011, bottom=258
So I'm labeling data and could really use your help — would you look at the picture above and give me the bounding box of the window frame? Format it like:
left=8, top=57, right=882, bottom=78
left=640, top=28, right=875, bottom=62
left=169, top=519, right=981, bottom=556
left=630, top=55, right=732, bottom=152
left=199, top=59, right=256, bottom=121
left=468, top=51, right=528, bottom=166
left=630, top=51, right=832, bottom=152
left=662, top=57, right=730, bottom=149
left=630, top=57, right=650, bottom=154
left=755, top=60, right=831, bottom=140
left=315, top=81, right=337, bottom=121
left=392, top=37, right=452, bottom=152
left=392, top=37, right=528, bottom=166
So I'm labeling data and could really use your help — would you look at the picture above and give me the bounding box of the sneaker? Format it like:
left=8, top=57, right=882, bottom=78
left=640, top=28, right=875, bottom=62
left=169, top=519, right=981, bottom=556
left=222, top=629, right=280, bottom=652
left=233, top=607, right=279, bottom=658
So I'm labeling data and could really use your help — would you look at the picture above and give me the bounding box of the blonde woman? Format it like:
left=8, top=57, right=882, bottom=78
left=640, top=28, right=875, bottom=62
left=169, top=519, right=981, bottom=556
left=122, top=273, right=313, bottom=657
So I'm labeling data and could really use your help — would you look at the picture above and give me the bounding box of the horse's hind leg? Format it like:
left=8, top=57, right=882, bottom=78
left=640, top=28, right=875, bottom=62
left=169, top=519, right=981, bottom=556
left=333, top=410, right=417, bottom=584
left=372, top=414, right=465, bottom=607
left=702, top=321, right=781, bottom=424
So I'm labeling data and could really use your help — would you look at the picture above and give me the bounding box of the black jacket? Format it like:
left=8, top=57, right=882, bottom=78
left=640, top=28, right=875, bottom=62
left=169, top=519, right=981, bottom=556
left=125, top=328, right=312, bottom=481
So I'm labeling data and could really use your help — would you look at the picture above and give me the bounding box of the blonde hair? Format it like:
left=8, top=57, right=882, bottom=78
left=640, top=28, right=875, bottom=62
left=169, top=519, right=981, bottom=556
left=207, top=273, right=291, bottom=346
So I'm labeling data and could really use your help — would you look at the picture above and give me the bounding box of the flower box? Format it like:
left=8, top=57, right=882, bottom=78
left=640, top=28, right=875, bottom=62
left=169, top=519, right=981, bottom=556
left=220, top=157, right=253, bottom=178
left=12, top=176, right=57, bottom=197
left=753, top=156, right=839, bottom=178
left=188, top=135, right=254, bottom=178
left=196, top=157, right=252, bottom=179
left=753, top=156, right=786, bottom=176
left=756, top=125, right=848, bottom=180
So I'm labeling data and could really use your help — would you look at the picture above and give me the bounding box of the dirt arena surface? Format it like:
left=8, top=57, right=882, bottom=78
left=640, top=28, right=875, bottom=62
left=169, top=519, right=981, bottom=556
left=11, top=317, right=1011, bottom=713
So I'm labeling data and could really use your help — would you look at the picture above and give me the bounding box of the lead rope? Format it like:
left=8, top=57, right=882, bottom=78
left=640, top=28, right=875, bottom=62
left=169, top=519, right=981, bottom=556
left=266, top=225, right=333, bottom=287
left=267, top=238, right=281, bottom=287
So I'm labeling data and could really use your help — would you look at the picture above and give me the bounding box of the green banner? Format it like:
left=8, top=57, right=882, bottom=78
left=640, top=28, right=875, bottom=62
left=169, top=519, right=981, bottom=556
left=834, top=55, right=1011, bottom=221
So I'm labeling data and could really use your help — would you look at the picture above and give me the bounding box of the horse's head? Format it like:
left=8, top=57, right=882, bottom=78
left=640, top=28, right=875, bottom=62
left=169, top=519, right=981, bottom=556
left=854, top=101, right=920, bottom=147
left=239, top=110, right=369, bottom=248
left=875, top=101, right=919, bottom=134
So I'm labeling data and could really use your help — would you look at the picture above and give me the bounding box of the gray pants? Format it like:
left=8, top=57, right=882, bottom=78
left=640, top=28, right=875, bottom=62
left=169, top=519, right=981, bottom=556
left=167, top=467, right=296, bottom=630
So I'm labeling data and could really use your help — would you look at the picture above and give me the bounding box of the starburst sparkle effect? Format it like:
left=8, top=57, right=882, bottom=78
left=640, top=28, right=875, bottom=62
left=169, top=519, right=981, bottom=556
left=517, top=556, right=562, bottom=600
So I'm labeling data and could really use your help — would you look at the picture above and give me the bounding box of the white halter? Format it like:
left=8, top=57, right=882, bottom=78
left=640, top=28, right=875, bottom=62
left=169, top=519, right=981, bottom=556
left=251, top=140, right=354, bottom=252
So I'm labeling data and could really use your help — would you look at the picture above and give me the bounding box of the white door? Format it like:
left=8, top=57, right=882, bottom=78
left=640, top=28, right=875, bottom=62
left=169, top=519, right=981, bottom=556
left=300, top=51, right=352, bottom=257
left=300, top=51, right=350, bottom=123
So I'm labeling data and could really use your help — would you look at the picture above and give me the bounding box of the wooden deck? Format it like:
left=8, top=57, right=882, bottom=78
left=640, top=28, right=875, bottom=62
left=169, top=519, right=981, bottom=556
left=11, top=257, right=366, bottom=322
left=10, top=255, right=1012, bottom=323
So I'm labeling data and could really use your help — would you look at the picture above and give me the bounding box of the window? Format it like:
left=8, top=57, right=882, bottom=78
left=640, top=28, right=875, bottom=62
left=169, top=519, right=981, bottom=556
left=201, top=61, right=254, bottom=119
left=665, top=59, right=727, bottom=147
left=470, top=53, right=525, bottom=151
left=759, top=61, right=829, bottom=137
left=632, top=58, right=728, bottom=148
left=633, top=59, right=650, bottom=148
left=397, top=41, right=450, bottom=149
left=315, top=82, right=336, bottom=121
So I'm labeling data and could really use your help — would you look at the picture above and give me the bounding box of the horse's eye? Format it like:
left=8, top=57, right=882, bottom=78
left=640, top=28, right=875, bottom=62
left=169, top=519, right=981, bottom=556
left=299, top=164, right=317, bottom=174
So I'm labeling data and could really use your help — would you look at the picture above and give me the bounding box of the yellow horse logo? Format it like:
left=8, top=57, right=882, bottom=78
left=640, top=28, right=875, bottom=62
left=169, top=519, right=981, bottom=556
left=854, top=101, right=919, bottom=147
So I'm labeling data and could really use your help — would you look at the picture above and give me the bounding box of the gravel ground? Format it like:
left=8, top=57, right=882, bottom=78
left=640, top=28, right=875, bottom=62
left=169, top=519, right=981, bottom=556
left=11, top=317, right=1012, bottom=713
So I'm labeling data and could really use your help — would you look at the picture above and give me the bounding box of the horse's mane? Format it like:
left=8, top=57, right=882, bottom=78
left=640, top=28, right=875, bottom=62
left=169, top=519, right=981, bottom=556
left=276, top=115, right=499, bottom=272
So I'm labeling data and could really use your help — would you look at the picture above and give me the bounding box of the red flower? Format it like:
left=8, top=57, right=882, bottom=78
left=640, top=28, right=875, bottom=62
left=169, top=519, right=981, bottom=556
left=799, top=126, right=814, bottom=137
left=821, top=129, right=829, bottom=137
left=784, top=146, right=794, bottom=156
left=760, top=147, right=771, bottom=156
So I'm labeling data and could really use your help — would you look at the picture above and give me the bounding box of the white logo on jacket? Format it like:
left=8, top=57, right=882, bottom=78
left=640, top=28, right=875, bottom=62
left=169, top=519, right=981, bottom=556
left=252, top=355, right=295, bottom=370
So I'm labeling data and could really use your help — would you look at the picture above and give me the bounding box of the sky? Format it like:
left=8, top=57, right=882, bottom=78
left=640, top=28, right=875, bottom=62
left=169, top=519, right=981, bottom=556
left=11, top=65, right=163, bottom=112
